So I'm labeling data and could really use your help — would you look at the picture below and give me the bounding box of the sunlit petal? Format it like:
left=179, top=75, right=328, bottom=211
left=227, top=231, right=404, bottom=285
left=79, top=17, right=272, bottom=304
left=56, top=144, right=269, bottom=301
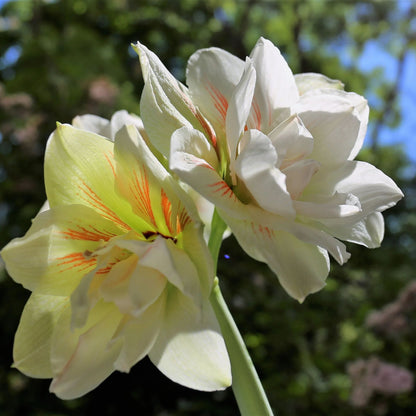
left=134, top=42, right=217, bottom=156
left=283, top=158, right=320, bottom=199
left=113, top=294, right=165, bottom=372
left=137, top=236, right=202, bottom=306
left=72, top=114, right=109, bottom=135
left=249, top=37, right=299, bottom=129
left=219, top=206, right=350, bottom=266
left=45, top=124, right=146, bottom=232
left=268, top=115, right=314, bottom=167
left=50, top=301, right=123, bottom=400
left=235, top=129, right=295, bottom=218
left=1, top=204, right=123, bottom=295
left=114, top=125, right=202, bottom=236
left=13, top=294, right=67, bottom=378
left=221, top=212, right=329, bottom=302
left=149, top=290, right=231, bottom=391
left=170, top=127, right=242, bottom=215
left=187, top=46, right=244, bottom=135
left=225, top=58, right=256, bottom=162
left=294, top=192, right=361, bottom=219
left=294, top=73, right=344, bottom=95
left=307, top=161, right=404, bottom=215
left=318, top=211, right=385, bottom=248
left=293, top=90, right=365, bottom=166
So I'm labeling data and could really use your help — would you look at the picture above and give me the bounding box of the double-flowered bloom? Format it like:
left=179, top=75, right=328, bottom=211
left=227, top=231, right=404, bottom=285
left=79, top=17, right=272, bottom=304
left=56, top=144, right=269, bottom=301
left=135, top=37, right=403, bottom=302
left=1, top=37, right=404, bottom=402
left=1, top=115, right=230, bottom=399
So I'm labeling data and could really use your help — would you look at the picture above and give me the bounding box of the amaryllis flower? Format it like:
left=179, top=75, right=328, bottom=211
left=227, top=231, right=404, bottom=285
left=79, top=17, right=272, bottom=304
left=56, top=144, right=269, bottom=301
left=1, top=122, right=231, bottom=399
left=134, top=37, right=403, bottom=302
left=74, top=109, right=229, bottom=244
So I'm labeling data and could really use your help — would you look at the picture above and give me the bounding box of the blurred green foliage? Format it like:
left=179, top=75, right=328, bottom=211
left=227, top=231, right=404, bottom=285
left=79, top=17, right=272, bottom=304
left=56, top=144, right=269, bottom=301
left=0, top=0, right=415, bottom=415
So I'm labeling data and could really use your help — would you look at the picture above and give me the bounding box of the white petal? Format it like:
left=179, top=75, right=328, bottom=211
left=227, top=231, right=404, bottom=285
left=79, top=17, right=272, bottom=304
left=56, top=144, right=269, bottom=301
left=130, top=236, right=202, bottom=306
left=219, top=206, right=350, bottom=266
left=263, top=233, right=330, bottom=302
left=220, top=212, right=329, bottom=302
left=283, top=159, right=320, bottom=199
left=113, top=294, right=165, bottom=372
left=293, top=90, right=366, bottom=166
left=70, top=244, right=125, bottom=329
left=134, top=42, right=216, bottom=156
left=268, top=115, right=314, bottom=167
left=187, top=46, right=245, bottom=133
left=170, top=127, right=241, bottom=215
left=72, top=114, right=109, bottom=135
left=319, top=212, right=385, bottom=248
left=294, top=73, right=344, bottom=95
left=99, top=255, right=167, bottom=316
left=342, top=91, right=369, bottom=160
left=294, top=192, right=362, bottom=219
left=71, top=111, right=145, bottom=141
left=128, top=264, right=167, bottom=316
left=234, top=129, right=295, bottom=218
left=249, top=37, right=299, bottom=129
left=102, top=110, right=145, bottom=140
left=50, top=301, right=123, bottom=399
left=171, top=128, right=350, bottom=265
left=98, top=255, right=138, bottom=314
left=226, top=58, right=256, bottom=162
left=149, top=290, right=231, bottom=391
left=307, top=161, right=403, bottom=215
left=169, top=123, right=219, bottom=170
left=185, top=185, right=232, bottom=243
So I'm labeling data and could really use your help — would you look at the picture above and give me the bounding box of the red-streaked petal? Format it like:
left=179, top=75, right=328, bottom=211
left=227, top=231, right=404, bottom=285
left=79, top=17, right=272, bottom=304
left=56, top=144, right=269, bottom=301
left=187, top=46, right=245, bottom=136
left=225, top=58, right=256, bottom=163
left=1, top=204, right=124, bottom=296
left=114, top=125, right=201, bottom=238
left=249, top=37, right=299, bottom=130
left=45, top=123, right=142, bottom=232
left=134, top=42, right=217, bottom=156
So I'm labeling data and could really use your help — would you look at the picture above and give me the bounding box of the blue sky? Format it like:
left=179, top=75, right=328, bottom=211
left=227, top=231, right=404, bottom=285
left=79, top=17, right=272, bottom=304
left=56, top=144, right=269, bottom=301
left=0, top=0, right=415, bottom=163
left=357, top=40, right=416, bottom=162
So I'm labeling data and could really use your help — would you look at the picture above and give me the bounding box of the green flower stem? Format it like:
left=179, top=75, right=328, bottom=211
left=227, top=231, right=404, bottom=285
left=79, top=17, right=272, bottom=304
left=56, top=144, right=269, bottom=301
left=207, top=208, right=228, bottom=271
left=210, top=281, right=274, bottom=416
left=208, top=209, right=274, bottom=416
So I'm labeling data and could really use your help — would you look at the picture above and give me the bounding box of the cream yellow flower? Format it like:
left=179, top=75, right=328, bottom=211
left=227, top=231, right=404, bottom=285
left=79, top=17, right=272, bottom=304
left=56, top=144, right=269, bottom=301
left=1, top=121, right=230, bottom=399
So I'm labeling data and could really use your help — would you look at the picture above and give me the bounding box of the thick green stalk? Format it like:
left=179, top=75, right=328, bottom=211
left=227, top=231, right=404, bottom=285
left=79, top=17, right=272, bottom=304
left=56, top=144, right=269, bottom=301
left=207, top=208, right=228, bottom=271
left=208, top=209, right=274, bottom=416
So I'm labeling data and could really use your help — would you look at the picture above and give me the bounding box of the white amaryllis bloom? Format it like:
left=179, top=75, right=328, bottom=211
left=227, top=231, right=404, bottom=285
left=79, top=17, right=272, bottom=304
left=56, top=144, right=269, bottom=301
left=1, top=122, right=231, bottom=399
left=134, top=37, right=403, bottom=302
